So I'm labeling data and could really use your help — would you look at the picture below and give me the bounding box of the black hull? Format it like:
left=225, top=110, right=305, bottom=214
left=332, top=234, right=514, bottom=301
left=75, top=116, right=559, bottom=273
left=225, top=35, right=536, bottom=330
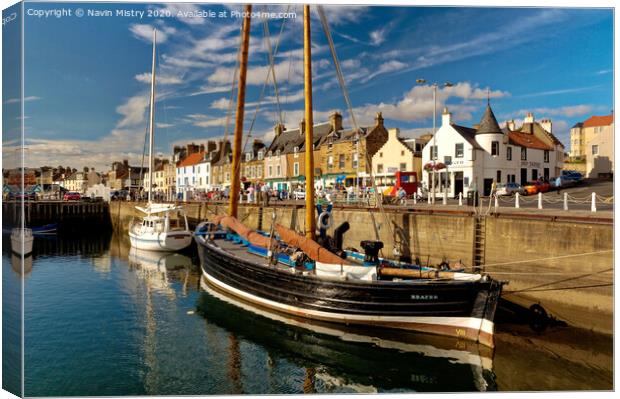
left=196, top=236, right=502, bottom=347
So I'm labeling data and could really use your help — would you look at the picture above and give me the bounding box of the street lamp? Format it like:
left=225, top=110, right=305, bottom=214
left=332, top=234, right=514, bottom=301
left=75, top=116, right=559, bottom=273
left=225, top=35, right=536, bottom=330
left=416, top=79, right=453, bottom=204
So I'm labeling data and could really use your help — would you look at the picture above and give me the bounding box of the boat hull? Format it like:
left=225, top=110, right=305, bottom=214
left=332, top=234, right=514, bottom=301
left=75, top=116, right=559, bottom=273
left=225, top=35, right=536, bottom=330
left=196, top=236, right=502, bottom=347
left=11, top=229, right=34, bottom=256
left=129, top=230, right=192, bottom=251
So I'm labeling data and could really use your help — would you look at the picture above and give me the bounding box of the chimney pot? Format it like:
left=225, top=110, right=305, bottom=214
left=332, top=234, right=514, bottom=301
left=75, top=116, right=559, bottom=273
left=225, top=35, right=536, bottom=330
left=329, top=111, right=343, bottom=132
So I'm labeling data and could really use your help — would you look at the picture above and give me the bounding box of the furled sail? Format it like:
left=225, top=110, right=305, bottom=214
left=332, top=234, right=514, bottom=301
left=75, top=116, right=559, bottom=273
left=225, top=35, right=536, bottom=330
left=214, top=215, right=272, bottom=248
left=275, top=224, right=353, bottom=265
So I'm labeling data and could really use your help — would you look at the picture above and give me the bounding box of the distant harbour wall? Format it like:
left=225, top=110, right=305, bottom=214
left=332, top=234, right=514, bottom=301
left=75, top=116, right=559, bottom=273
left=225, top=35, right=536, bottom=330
left=109, top=201, right=613, bottom=334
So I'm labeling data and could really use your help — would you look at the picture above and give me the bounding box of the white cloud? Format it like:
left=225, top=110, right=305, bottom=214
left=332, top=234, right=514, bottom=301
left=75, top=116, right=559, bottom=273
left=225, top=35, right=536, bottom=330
left=369, top=27, right=388, bottom=46
left=210, top=97, right=232, bottom=110
left=116, top=94, right=149, bottom=128
left=3, top=96, right=41, bottom=104
left=361, top=60, right=407, bottom=83
left=129, top=24, right=176, bottom=43
left=156, top=123, right=174, bottom=128
left=516, top=105, right=593, bottom=118
left=134, top=72, right=183, bottom=85
left=153, top=4, right=207, bottom=25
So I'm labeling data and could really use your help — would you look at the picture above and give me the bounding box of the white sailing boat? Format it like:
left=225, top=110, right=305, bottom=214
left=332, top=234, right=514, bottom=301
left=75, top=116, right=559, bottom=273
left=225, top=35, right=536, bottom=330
left=128, top=29, right=192, bottom=252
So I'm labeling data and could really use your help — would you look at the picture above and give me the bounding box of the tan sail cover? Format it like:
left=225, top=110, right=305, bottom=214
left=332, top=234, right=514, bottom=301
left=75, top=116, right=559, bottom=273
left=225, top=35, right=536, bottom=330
left=214, top=215, right=272, bottom=248
left=275, top=224, right=352, bottom=265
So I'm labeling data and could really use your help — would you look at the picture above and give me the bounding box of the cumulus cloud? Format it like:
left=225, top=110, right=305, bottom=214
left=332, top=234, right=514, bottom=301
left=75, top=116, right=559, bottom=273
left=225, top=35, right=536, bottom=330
left=116, top=94, right=149, bottom=128
left=515, top=105, right=593, bottom=118
left=369, top=27, right=388, bottom=46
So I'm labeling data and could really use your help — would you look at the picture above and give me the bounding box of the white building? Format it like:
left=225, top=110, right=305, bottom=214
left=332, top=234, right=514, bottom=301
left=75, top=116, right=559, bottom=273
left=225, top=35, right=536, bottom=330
left=422, top=104, right=564, bottom=197
left=176, top=151, right=205, bottom=199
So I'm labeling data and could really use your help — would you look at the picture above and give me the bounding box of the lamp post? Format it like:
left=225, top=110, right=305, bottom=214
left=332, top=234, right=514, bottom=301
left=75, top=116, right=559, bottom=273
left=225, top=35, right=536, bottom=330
left=416, top=79, right=453, bottom=204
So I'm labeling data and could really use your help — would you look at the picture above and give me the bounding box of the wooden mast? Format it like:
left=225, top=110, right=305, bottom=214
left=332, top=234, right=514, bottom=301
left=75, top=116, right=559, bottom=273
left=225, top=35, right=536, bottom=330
left=229, top=4, right=252, bottom=218
left=303, top=5, right=316, bottom=239
left=147, top=29, right=156, bottom=205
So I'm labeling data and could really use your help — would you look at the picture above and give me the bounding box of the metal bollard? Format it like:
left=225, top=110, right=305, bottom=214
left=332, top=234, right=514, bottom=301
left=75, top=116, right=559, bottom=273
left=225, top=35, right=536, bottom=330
left=427, top=190, right=431, bottom=205
left=413, top=194, right=417, bottom=205
left=538, top=192, right=543, bottom=209
left=515, top=192, right=520, bottom=208
left=458, top=192, right=463, bottom=206
left=494, top=194, right=498, bottom=211
left=591, top=192, right=597, bottom=212
left=563, top=192, right=568, bottom=211
left=443, top=190, right=447, bottom=205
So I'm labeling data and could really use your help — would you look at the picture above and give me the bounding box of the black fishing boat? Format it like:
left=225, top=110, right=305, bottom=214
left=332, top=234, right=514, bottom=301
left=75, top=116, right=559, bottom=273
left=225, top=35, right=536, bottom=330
left=195, top=4, right=503, bottom=348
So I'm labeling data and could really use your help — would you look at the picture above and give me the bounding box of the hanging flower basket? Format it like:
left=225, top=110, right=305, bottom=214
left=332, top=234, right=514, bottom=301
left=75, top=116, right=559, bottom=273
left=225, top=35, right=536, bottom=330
left=434, top=162, right=446, bottom=171
left=423, top=162, right=435, bottom=172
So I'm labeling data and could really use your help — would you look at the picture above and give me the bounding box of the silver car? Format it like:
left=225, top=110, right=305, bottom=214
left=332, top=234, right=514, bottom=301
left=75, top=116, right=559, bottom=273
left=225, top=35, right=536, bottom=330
left=496, top=182, right=524, bottom=196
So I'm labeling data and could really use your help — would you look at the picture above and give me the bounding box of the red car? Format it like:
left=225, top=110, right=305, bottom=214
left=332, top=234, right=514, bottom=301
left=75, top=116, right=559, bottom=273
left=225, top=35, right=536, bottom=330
left=63, top=192, right=81, bottom=201
left=522, top=181, right=550, bottom=195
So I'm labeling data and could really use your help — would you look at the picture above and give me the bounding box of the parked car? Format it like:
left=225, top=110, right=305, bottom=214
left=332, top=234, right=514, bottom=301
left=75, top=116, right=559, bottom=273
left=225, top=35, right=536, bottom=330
left=522, top=181, right=550, bottom=195
left=551, top=176, right=576, bottom=189
left=111, top=190, right=129, bottom=200
left=495, top=182, right=524, bottom=196
left=11, top=192, right=36, bottom=201
left=63, top=192, right=81, bottom=201
left=561, top=171, right=584, bottom=184
left=293, top=189, right=306, bottom=200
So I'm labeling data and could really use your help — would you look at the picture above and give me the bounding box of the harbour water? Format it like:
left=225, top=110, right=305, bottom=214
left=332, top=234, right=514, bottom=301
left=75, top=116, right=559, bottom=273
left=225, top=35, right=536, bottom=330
left=2, top=232, right=613, bottom=395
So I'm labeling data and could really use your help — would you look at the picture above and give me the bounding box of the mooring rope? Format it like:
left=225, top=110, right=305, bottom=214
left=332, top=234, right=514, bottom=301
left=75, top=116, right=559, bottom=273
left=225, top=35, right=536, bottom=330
left=479, top=249, right=613, bottom=269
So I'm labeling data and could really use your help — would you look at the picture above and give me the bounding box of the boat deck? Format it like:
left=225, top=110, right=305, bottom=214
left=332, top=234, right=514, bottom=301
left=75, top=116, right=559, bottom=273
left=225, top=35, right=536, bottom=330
left=213, top=237, right=299, bottom=273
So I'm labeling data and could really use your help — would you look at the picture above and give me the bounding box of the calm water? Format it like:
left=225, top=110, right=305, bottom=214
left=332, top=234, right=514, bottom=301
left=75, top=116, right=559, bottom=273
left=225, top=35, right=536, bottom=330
left=2, top=232, right=613, bottom=395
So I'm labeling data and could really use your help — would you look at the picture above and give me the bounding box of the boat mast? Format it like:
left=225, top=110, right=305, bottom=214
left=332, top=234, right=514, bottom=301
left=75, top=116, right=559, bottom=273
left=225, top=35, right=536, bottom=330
left=147, top=29, right=156, bottom=205
left=303, top=4, right=316, bottom=239
left=229, top=4, right=252, bottom=218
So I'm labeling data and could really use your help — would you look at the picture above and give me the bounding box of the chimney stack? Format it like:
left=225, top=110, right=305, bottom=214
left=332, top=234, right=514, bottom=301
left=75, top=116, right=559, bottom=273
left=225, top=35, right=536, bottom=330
left=441, top=107, right=451, bottom=126
left=206, top=140, right=217, bottom=153
left=540, top=119, right=552, bottom=134
left=274, top=122, right=285, bottom=137
left=524, top=112, right=534, bottom=124
left=506, top=119, right=516, bottom=131
left=298, top=119, right=305, bottom=136
left=329, top=111, right=343, bottom=132
left=375, top=112, right=384, bottom=127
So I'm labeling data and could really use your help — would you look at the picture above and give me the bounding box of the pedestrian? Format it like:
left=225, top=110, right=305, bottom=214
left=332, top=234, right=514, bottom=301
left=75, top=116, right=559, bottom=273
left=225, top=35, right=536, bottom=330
left=555, top=176, right=562, bottom=195
left=397, top=186, right=407, bottom=205
left=261, top=183, right=270, bottom=206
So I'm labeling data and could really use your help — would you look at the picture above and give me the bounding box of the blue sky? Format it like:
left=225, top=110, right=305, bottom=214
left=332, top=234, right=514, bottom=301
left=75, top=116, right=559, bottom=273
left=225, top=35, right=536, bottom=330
left=4, top=2, right=614, bottom=170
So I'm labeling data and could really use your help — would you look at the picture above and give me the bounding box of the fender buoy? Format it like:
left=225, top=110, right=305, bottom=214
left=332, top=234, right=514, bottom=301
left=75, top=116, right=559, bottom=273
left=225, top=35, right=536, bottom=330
left=318, top=211, right=333, bottom=230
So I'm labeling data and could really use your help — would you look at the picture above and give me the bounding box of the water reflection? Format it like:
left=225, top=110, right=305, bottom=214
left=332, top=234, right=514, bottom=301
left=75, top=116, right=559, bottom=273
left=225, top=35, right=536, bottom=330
left=197, top=279, right=496, bottom=392
left=127, top=248, right=193, bottom=296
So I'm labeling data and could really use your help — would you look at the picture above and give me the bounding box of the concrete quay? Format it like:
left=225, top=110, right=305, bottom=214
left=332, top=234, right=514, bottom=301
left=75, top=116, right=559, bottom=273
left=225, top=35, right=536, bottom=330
left=109, top=200, right=612, bottom=334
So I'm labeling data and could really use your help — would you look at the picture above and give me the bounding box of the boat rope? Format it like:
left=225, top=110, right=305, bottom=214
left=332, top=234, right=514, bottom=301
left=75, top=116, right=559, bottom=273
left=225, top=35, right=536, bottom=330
left=504, top=283, right=613, bottom=293
left=478, top=249, right=613, bottom=269
left=282, top=4, right=297, bottom=121
left=232, top=6, right=289, bottom=186
left=262, top=4, right=286, bottom=126
left=317, top=5, right=394, bottom=251
left=502, top=267, right=613, bottom=294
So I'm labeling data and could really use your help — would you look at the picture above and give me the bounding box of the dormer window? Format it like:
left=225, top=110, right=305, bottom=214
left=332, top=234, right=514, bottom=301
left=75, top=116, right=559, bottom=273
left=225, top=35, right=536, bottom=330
left=294, top=146, right=299, bottom=158
left=268, top=151, right=272, bottom=157
left=275, top=149, right=281, bottom=157
left=258, top=150, right=264, bottom=160
left=245, top=153, right=252, bottom=162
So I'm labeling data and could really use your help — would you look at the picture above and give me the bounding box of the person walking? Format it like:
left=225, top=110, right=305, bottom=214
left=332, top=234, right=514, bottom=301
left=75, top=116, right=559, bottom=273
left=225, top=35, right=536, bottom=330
left=261, top=183, right=270, bottom=206
left=555, top=176, right=562, bottom=195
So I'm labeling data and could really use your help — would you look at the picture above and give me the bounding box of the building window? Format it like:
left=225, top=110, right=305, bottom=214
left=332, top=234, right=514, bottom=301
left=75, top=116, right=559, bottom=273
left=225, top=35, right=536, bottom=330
left=455, top=143, right=464, bottom=158
left=268, top=165, right=273, bottom=177
left=491, top=141, right=499, bottom=156
left=592, top=145, right=598, bottom=155
left=276, top=165, right=281, bottom=176
left=294, top=146, right=299, bottom=158
left=430, top=145, right=438, bottom=160
left=328, top=156, right=334, bottom=169
left=275, top=150, right=281, bottom=157
left=352, top=153, right=359, bottom=169
left=225, top=173, right=230, bottom=182
left=245, top=153, right=251, bottom=162
left=521, top=147, right=527, bottom=160
left=444, top=156, right=452, bottom=165
left=379, top=152, right=383, bottom=158
left=339, top=154, right=345, bottom=168
left=496, top=170, right=501, bottom=183
left=531, top=169, right=538, bottom=181
left=377, top=164, right=384, bottom=173
left=294, top=162, right=299, bottom=176
left=544, top=168, right=549, bottom=181
left=258, top=151, right=264, bottom=160
left=400, top=150, right=405, bottom=156
left=400, top=163, right=407, bottom=172
left=544, top=150, right=549, bottom=163
left=507, top=146, right=512, bottom=161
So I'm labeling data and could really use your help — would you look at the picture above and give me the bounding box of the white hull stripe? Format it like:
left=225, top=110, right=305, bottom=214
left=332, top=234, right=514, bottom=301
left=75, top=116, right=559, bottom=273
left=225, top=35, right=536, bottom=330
left=204, top=271, right=495, bottom=336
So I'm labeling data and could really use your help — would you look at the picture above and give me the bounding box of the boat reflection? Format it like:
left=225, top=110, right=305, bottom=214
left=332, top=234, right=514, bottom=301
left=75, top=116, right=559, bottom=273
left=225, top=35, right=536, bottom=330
left=127, top=248, right=193, bottom=295
left=11, top=252, right=33, bottom=276
left=197, top=278, right=496, bottom=392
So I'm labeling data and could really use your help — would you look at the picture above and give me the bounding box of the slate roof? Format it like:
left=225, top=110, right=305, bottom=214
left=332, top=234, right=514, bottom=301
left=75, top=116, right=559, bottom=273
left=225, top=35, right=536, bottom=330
left=452, top=124, right=483, bottom=150
left=476, top=104, right=503, bottom=134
